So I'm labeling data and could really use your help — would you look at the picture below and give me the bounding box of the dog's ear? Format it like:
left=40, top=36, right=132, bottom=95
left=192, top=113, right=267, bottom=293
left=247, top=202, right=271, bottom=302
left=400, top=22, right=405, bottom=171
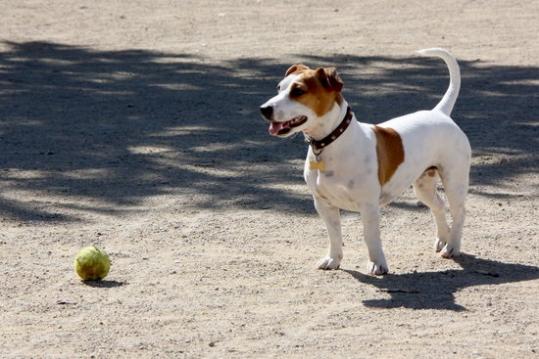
left=315, top=67, right=344, bottom=92
left=285, top=64, right=309, bottom=76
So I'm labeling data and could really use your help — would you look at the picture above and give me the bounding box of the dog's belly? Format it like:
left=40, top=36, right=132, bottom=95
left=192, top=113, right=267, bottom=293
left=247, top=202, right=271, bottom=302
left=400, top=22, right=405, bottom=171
left=379, top=180, right=413, bottom=206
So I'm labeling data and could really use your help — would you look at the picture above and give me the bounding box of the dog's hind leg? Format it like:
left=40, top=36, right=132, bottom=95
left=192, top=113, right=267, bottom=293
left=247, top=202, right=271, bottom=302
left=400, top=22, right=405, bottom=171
left=413, top=169, right=451, bottom=253
left=439, top=164, right=469, bottom=258
left=314, top=197, right=343, bottom=270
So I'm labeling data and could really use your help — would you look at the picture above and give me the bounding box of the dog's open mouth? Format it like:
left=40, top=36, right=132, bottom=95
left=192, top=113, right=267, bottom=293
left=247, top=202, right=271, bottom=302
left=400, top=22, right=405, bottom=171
left=268, top=115, right=308, bottom=136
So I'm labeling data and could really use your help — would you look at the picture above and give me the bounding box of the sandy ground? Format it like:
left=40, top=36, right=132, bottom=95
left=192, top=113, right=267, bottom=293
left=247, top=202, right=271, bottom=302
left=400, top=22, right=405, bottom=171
left=1, top=0, right=538, bottom=358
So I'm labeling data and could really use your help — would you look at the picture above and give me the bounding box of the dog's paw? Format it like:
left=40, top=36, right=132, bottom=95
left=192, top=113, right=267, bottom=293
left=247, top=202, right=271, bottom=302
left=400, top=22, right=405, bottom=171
left=440, top=244, right=460, bottom=258
left=368, top=261, right=389, bottom=276
left=317, top=256, right=341, bottom=270
left=434, top=237, right=447, bottom=253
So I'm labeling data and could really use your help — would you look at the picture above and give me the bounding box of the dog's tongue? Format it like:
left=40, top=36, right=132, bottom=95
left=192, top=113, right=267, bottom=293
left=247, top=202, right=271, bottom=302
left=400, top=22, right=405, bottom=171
left=268, top=121, right=287, bottom=135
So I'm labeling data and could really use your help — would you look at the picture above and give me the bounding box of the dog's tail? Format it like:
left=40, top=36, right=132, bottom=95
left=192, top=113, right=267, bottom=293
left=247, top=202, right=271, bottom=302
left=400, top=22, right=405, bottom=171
left=417, top=48, right=461, bottom=116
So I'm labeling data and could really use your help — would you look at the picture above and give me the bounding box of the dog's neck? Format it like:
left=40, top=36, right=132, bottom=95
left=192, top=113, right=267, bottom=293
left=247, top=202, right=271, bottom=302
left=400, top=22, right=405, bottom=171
left=302, top=99, right=349, bottom=141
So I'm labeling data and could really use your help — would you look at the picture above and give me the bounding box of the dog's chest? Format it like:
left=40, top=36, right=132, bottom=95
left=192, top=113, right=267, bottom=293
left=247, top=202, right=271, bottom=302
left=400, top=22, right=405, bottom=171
left=305, top=166, right=362, bottom=211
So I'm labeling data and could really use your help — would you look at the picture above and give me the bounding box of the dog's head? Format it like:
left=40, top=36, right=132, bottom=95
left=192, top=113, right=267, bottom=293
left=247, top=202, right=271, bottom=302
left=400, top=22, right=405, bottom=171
left=260, top=64, right=344, bottom=137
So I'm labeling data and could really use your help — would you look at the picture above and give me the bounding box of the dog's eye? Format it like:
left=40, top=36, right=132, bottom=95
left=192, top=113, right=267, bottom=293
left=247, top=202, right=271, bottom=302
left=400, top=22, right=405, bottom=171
left=276, top=85, right=281, bottom=92
left=290, top=87, right=306, bottom=97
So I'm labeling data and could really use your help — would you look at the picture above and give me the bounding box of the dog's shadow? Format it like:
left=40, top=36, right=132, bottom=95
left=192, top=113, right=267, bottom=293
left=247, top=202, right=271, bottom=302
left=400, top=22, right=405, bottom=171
left=343, top=254, right=539, bottom=311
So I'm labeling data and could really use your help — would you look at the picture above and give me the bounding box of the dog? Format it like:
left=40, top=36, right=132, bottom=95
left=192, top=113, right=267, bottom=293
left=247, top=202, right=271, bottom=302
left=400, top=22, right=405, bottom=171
left=260, top=48, right=471, bottom=275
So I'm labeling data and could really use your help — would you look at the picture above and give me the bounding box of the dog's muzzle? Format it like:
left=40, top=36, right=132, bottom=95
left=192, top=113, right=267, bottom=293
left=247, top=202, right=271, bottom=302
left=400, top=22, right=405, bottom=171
left=260, top=105, right=307, bottom=136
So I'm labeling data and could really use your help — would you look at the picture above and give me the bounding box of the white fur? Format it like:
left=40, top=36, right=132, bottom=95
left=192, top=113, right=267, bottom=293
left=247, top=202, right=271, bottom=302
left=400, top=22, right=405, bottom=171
left=262, top=48, right=471, bottom=275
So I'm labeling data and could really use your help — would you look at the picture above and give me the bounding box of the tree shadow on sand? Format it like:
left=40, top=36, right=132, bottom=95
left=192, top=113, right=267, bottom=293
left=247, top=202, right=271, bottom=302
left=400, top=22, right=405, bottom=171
left=0, top=41, right=537, bottom=222
left=343, top=254, right=539, bottom=311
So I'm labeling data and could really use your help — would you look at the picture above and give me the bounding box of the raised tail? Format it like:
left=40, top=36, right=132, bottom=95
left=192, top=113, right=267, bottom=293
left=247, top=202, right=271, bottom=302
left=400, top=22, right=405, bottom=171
left=417, top=48, right=461, bottom=116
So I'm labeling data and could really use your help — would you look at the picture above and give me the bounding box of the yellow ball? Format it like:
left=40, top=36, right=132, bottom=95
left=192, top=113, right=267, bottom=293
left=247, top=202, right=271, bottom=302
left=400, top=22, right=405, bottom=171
left=74, top=246, right=111, bottom=281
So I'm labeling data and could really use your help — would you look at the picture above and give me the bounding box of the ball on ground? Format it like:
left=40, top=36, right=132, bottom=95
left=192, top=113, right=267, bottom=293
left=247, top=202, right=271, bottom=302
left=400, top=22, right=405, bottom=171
left=74, top=246, right=111, bottom=281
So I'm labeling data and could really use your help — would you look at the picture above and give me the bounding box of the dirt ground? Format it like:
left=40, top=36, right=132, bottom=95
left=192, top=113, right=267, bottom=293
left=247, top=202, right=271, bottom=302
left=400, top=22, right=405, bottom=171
left=1, top=0, right=538, bottom=358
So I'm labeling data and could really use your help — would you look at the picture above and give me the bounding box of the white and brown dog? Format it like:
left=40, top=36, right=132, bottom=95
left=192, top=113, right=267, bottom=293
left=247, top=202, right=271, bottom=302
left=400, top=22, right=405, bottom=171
left=260, top=48, right=471, bottom=275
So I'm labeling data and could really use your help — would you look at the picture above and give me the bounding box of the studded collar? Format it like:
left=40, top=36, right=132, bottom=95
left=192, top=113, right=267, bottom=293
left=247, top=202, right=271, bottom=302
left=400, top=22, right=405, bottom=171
left=305, top=106, right=353, bottom=154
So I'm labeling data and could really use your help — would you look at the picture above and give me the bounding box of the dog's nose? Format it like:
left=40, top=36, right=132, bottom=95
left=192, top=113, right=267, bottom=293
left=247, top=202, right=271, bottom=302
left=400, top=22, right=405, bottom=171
left=260, top=105, right=273, bottom=120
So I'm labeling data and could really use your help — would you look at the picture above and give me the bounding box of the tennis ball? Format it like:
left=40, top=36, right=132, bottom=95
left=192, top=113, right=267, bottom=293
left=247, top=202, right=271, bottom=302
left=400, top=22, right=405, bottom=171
left=74, top=246, right=111, bottom=281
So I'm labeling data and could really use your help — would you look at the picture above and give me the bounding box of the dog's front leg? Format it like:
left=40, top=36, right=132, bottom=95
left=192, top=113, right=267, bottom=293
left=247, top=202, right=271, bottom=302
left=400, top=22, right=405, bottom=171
left=360, top=203, right=389, bottom=275
left=314, top=197, right=343, bottom=270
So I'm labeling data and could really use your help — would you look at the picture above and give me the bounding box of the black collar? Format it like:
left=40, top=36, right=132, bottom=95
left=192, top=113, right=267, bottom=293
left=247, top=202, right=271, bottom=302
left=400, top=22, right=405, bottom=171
left=305, top=106, right=353, bottom=153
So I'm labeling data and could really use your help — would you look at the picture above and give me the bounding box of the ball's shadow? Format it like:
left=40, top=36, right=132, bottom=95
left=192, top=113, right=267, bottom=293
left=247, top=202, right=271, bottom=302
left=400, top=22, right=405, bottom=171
left=81, top=279, right=125, bottom=288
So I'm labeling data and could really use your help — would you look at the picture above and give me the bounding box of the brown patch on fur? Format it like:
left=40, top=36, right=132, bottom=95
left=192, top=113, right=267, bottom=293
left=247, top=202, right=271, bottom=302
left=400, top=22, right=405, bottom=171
left=285, top=64, right=309, bottom=76
left=290, top=67, right=344, bottom=116
left=373, top=126, right=405, bottom=185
